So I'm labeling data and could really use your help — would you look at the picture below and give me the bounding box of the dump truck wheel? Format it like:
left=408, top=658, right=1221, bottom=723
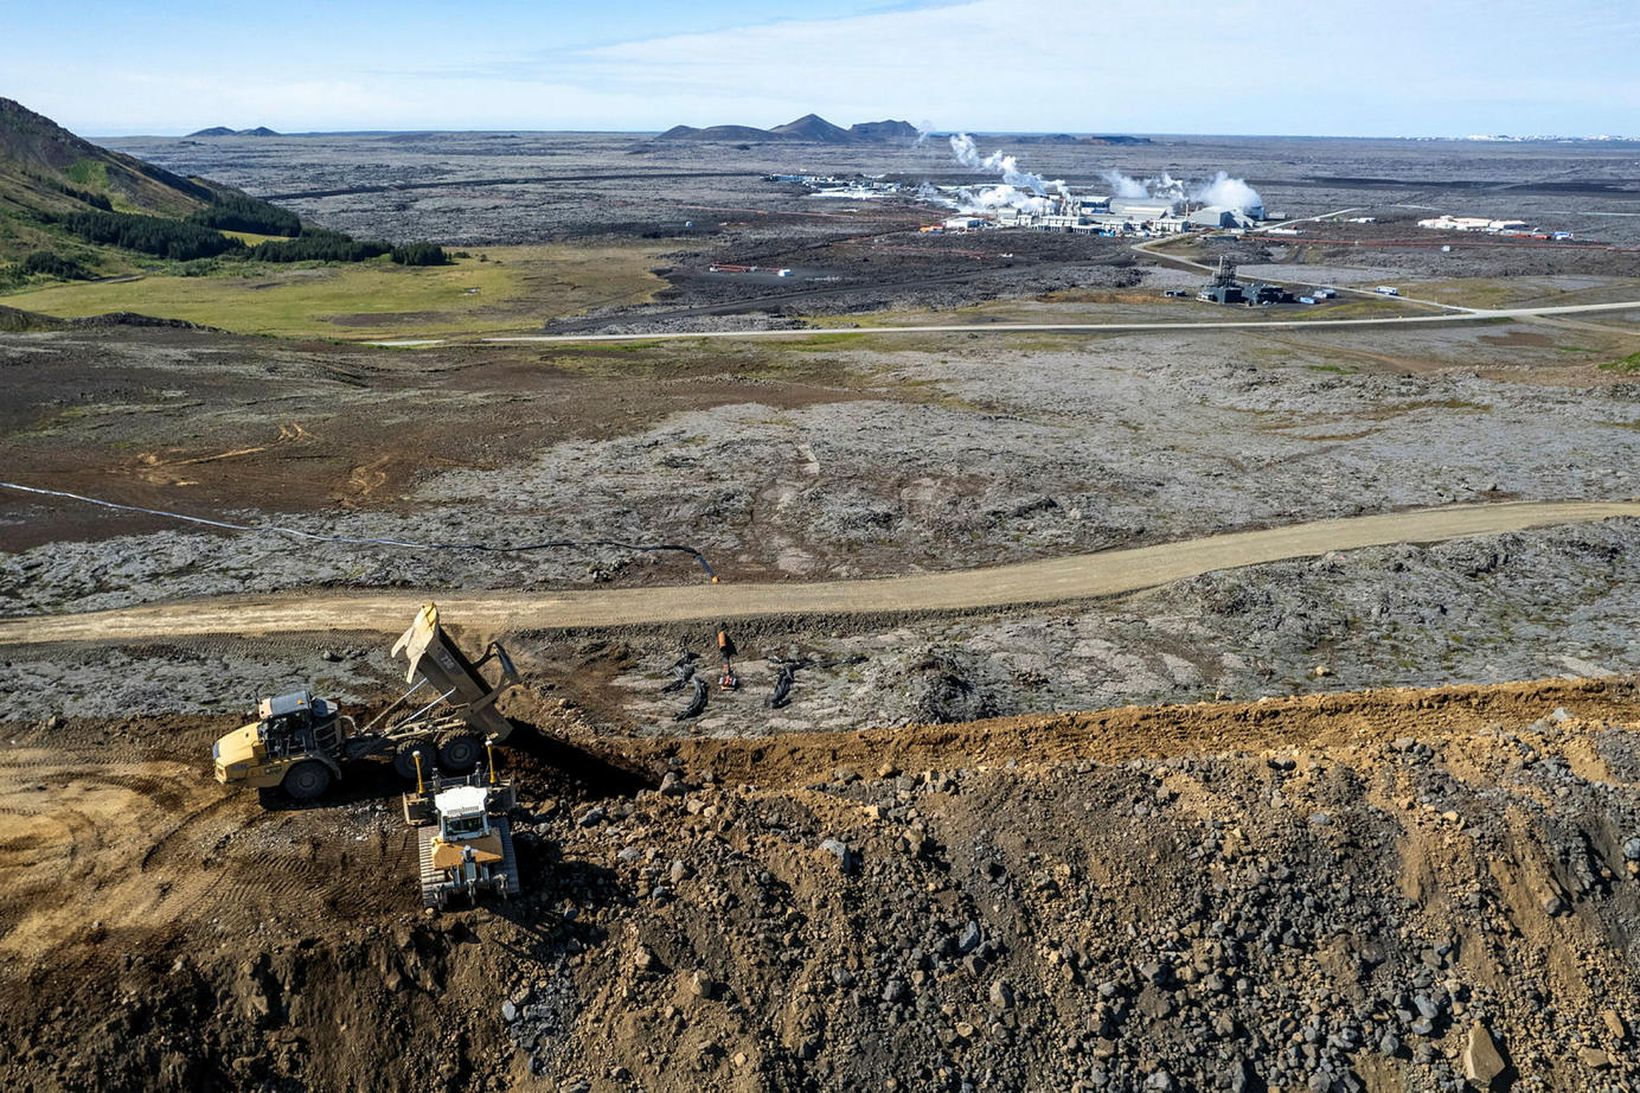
left=437, top=732, right=482, bottom=772
left=392, top=743, right=422, bottom=781
left=283, top=760, right=333, bottom=801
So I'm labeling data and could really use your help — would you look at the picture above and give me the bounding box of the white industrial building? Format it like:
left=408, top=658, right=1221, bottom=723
left=1108, top=197, right=1175, bottom=221
left=1419, top=215, right=1532, bottom=233
left=988, top=193, right=1211, bottom=236
left=1188, top=206, right=1260, bottom=230
left=975, top=188, right=1262, bottom=238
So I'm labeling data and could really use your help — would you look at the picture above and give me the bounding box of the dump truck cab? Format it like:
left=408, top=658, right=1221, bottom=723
left=258, top=691, right=343, bottom=758
left=214, top=690, right=346, bottom=800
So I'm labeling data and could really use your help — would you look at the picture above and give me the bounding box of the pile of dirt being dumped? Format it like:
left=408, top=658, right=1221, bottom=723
left=1, top=681, right=1637, bottom=1090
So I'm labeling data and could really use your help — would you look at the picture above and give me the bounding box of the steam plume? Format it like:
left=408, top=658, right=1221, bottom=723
left=947, top=133, right=1067, bottom=214
left=936, top=132, right=1264, bottom=218
left=1103, top=168, right=1262, bottom=213
left=1192, top=171, right=1264, bottom=214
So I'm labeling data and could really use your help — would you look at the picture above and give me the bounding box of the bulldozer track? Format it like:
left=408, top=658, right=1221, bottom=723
left=495, top=817, right=521, bottom=898
left=138, top=794, right=246, bottom=873
left=418, top=827, right=441, bottom=908
left=0, top=740, right=405, bottom=956
left=2, top=500, right=1636, bottom=645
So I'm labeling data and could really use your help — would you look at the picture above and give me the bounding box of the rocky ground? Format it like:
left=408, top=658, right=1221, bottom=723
left=104, top=131, right=1640, bottom=250
left=5, top=132, right=1640, bottom=1091
left=82, top=131, right=1640, bottom=334
left=1, top=679, right=1637, bottom=1091
left=4, top=324, right=1638, bottom=619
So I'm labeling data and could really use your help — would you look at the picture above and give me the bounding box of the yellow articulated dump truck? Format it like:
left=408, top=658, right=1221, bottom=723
left=212, top=603, right=520, bottom=804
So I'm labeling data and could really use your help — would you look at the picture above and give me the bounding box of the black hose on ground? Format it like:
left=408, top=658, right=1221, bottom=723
left=661, top=661, right=696, bottom=694
left=0, top=479, right=717, bottom=578
left=675, top=677, right=709, bottom=721
left=769, top=664, right=795, bottom=709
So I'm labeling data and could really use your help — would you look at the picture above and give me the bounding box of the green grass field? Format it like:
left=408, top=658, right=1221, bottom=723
left=0, top=244, right=667, bottom=339
left=219, top=229, right=292, bottom=247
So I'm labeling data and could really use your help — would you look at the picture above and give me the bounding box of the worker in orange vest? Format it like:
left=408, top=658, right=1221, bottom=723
left=717, top=622, right=739, bottom=690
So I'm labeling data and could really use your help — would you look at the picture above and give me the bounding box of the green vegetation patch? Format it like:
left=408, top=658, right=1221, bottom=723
left=389, top=242, right=451, bottom=266
left=1, top=243, right=668, bottom=340
left=62, top=209, right=242, bottom=261
left=63, top=159, right=109, bottom=189
left=19, top=250, right=91, bottom=280
left=1599, top=351, right=1640, bottom=374
left=249, top=230, right=389, bottom=263
left=186, top=193, right=300, bottom=237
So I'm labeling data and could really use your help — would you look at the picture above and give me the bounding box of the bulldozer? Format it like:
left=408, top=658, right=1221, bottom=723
left=212, top=603, right=520, bottom=802
left=401, top=747, right=520, bottom=910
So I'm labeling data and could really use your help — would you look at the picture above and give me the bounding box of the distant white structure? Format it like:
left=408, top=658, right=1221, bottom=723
left=1189, top=205, right=1260, bottom=230
left=1109, top=198, right=1175, bottom=221
left=952, top=181, right=1262, bottom=238
left=1419, top=215, right=1532, bottom=234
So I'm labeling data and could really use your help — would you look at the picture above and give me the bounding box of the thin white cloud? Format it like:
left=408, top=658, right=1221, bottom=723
left=14, top=0, right=1640, bottom=135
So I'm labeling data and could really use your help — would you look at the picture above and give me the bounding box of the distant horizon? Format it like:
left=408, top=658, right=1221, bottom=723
left=89, top=125, right=1640, bottom=145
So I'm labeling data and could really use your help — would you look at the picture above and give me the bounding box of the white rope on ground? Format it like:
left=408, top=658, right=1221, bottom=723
left=0, top=480, right=717, bottom=578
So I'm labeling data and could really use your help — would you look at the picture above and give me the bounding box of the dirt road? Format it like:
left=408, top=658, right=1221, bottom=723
left=458, top=298, right=1640, bottom=347
left=4, top=500, right=1635, bottom=645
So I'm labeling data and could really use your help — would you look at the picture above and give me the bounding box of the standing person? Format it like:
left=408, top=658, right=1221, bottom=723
left=716, top=622, right=739, bottom=689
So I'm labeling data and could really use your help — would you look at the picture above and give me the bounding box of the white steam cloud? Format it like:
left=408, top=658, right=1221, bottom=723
left=1103, top=168, right=1263, bottom=213
left=1101, top=169, right=1148, bottom=199
left=935, top=134, right=1264, bottom=219
left=947, top=133, right=1068, bottom=214
left=1192, top=170, right=1264, bottom=215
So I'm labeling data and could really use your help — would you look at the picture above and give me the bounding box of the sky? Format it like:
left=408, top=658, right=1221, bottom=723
left=4, top=0, right=1639, bottom=138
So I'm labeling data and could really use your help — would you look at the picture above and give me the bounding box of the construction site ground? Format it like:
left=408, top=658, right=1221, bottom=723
left=5, top=132, right=1640, bottom=1091
left=3, top=677, right=1639, bottom=1091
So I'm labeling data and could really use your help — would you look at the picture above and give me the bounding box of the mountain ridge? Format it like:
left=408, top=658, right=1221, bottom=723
left=188, top=126, right=282, bottom=137
left=0, top=96, right=223, bottom=222
left=0, top=97, right=305, bottom=271
left=655, top=114, right=919, bottom=144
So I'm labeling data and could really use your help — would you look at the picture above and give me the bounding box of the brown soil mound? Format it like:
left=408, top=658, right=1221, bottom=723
left=1, top=678, right=1636, bottom=1090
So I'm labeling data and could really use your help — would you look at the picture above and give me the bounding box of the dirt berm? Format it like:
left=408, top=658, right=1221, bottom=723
left=1, top=676, right=1638, bottom=1090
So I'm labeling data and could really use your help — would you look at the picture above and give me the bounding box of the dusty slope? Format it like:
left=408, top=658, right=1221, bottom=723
left=3, top=501, right=1636, bottom=645
left=1, top=678, right=1638, bottom=1090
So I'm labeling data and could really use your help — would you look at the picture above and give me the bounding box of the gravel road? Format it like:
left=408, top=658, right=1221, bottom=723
left=4, top=500, right=1634, bottom=645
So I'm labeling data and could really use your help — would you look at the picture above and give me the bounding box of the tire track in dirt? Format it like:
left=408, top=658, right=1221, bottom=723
left=0, top=741, right=406, bottom=957
left=2, top=500, right=1636, bottom=645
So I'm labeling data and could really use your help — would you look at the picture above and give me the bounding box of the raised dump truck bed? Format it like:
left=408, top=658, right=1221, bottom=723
left=390, top=603, right=517, bottom=742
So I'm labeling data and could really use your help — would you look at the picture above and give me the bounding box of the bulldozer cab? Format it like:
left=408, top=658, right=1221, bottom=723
left=436, top=785, right=492, bottom=841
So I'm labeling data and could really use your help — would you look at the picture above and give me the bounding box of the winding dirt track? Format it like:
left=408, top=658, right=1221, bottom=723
left=4, top=500, right=1636, bottom=646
